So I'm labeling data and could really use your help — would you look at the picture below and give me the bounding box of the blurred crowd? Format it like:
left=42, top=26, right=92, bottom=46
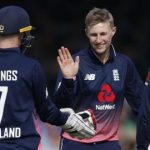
left=1, top=0, right=150, bottom=150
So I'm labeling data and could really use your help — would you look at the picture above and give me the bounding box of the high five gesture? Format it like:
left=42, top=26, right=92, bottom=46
left=57, top=46, right=79, bottom=79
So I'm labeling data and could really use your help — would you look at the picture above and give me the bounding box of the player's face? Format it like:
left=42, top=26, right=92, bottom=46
left=86, top=22, right=116, bottom=55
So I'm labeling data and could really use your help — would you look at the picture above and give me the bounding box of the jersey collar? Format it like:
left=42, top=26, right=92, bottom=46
left=0, top=47, right=21, bottom=53
left=87, top=44, right=116, bottom=65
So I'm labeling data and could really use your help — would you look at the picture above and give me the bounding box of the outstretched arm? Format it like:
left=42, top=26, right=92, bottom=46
left=53, top=46, right=79, bottom=108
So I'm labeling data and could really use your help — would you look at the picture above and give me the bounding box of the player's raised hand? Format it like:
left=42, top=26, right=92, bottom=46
left=57, top=46, right=79, bottom=79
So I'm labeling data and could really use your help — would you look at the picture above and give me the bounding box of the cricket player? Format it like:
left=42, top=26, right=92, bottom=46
left=137, top=68, right=150, bottom=150
left=0, top=5, right=96, bottom=150
left=54, top=8, right=145, bottom=150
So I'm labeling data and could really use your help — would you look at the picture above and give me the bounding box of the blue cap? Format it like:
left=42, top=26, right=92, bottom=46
left=0, top=5, right=33, bottom=35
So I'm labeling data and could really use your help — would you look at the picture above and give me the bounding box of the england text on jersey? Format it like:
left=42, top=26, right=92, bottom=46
left=0, top=127, right=21, bottom=139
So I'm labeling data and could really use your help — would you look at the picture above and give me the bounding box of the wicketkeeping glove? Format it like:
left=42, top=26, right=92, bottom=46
left=60, top=108, right=96, bottom=139
left=68, top=109, right=96, bottom=139
left=77, top=109, right=96, bottom=130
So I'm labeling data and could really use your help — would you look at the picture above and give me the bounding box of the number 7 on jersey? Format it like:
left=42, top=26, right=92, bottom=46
left=0, top=86, right=8, bottom=124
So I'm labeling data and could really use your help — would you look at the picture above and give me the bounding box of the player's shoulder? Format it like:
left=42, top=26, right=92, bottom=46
left=18, top=53, right=41, bottom=68
left=116, top=52, right=131, bottom=61
left=116, top=52, right=134, bottom=65
left=73, top=48, right=89, bottom=58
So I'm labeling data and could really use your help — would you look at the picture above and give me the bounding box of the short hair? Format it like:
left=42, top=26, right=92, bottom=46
left=85, top=8, right=115, bottom=28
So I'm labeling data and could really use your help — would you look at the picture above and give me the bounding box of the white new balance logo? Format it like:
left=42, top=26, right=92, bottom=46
left=84, top=74, right=95, bottom=80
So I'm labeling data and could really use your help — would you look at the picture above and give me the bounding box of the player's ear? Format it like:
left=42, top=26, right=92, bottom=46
left=111, top=26, right=117, bottom=37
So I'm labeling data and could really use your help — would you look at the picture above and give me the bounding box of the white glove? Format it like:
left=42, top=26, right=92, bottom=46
left=60, top=108, right=96, bottom=139
left=68, top=109, right=96, bottom=139
left=77, top=109, right=96, bottom=131
left=148, top=144, right=150, bottom=150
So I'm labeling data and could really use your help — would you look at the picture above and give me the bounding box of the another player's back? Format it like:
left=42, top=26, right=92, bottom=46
left=0, top=47, right=40, bottom=149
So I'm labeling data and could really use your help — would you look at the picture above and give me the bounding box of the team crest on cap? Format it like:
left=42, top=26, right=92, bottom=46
left=0, top=25, right=4, bottom=33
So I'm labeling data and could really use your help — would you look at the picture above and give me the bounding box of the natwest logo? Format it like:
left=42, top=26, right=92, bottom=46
left=96, top=104, right=115, bottom=110
left=97, top=83, right=116, bottom=103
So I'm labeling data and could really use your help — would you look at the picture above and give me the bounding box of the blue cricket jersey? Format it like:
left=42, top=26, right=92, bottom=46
left=137, top=68, right=150, bottom=150
left=0, top=48, right=68, bottom=150
left=54, top=47, right=144, bottom=143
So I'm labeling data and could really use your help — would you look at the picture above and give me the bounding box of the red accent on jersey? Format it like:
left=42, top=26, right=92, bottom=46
left=97, top=84, right=116, bottom=103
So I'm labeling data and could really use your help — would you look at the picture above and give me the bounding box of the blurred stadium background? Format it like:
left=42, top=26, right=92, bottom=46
left=1, top=0, right=150, bottom=150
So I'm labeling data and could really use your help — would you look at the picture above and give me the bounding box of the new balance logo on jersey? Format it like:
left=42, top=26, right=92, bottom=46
left=112, top=69, right=120, bottom=81
left=84, top=74, right=95, bottom=80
